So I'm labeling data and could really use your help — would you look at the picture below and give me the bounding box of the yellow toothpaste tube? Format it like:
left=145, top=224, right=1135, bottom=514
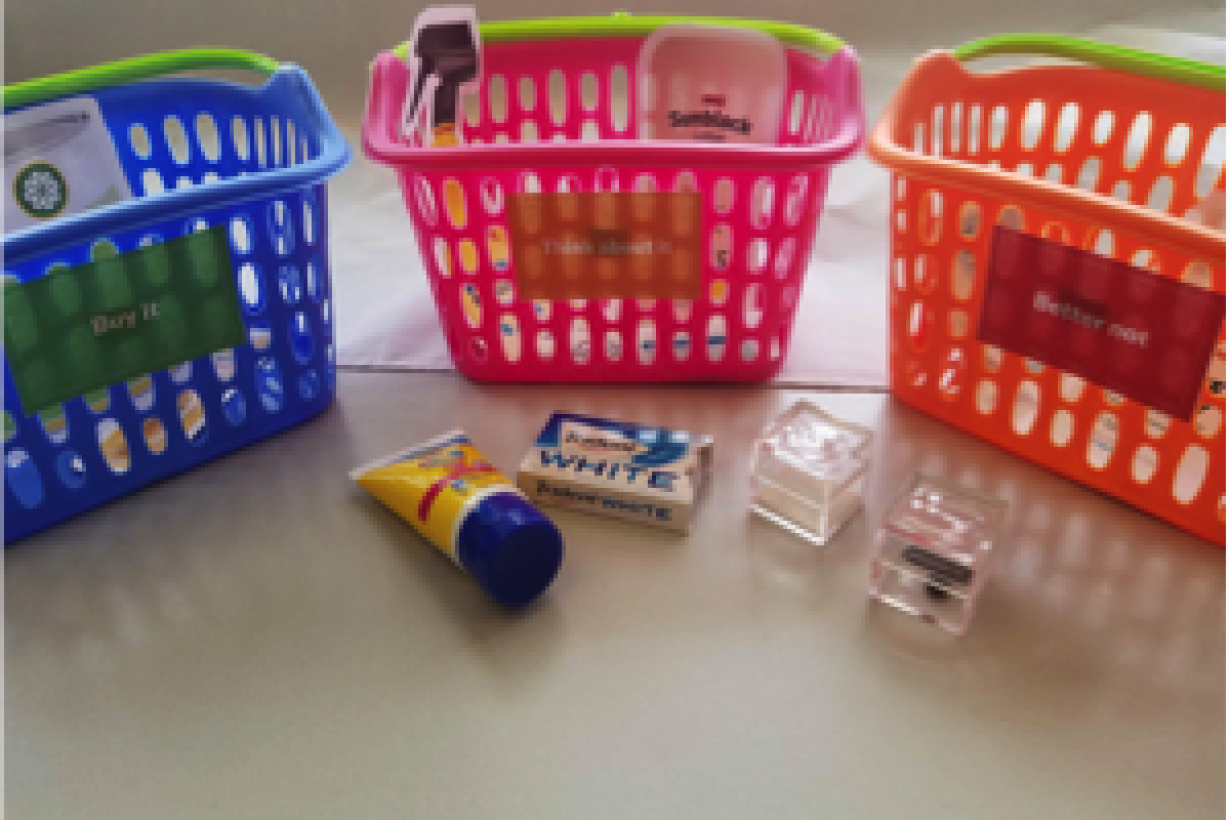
left=351, top=430, right=564, bottom=606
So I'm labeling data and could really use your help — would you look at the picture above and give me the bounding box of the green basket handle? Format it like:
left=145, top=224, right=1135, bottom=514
left=4, top=48, right=280, bottom=111
left=391, top=13, right=845, bottom=62
left=954, top=34, right=1225, bottom=93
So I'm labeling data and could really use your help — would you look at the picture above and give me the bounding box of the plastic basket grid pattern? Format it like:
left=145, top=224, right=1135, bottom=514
left=367, top=33, right=862, bottom=381
left=5, top=68, right=345, bottom=542
left=877, top=52, right=1225, bottom=543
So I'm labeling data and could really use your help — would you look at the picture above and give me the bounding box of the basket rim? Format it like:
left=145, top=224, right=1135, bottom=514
left=3, top=64, right=352, bottom=266
left=866, top=50, right=1225, bottom=261
left=390, top=14, right=846, bottom=60
left=363, top=34, right=864, bottom=173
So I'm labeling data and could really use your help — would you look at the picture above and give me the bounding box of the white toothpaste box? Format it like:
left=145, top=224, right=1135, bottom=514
left=517, top=413, right=713, bottom=533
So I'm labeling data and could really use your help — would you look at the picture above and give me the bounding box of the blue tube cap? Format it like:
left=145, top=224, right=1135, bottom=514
left=457, top=492, right=564, bottom=607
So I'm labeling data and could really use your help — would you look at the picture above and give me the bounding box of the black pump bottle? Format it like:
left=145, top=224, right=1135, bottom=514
left=404, top=18, right=479, bottom=147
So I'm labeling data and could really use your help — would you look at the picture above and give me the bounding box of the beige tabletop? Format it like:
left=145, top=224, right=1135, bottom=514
left=6, top=370, right=1225, bottom=819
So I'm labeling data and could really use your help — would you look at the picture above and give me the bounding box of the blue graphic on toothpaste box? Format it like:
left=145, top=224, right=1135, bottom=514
left=517, top=413, right=713, bottom=533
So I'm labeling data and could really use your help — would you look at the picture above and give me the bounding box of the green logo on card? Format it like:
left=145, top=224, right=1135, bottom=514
left=14, top=161, right=69, bottom=219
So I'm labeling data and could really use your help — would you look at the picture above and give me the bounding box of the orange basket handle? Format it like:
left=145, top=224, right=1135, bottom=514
left=953, top=34, right=1224, bottom=93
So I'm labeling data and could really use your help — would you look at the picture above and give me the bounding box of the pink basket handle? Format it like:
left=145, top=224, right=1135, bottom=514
left=362, top=47, right=864, bottom=172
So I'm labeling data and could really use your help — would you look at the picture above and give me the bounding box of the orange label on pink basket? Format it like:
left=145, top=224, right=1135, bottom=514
left=508, top=192, right=702, bottom=300
left=977, top=227, right=1225, bottom=420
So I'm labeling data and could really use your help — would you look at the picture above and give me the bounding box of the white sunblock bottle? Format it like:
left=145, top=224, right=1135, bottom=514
left=636, top=24, right=787, bottom=145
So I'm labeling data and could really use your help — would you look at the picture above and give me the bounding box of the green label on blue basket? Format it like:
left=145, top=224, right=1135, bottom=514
left=4, top=226, right=246, bottom=415
left=4, top=96, right=133, bottom=235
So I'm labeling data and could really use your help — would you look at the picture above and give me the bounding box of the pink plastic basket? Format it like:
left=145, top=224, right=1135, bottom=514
left=363, top=15, right=863, bottom=381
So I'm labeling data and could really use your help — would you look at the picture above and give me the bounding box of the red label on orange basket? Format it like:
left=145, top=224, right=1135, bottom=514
left=977, top=227, right=1225, bottom=420
left=507, top=192, right=702, bottom=300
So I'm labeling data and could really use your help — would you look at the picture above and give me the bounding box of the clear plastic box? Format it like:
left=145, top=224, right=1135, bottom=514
left=869, top=473, right=1007, bottom=635
left=749, top=400, right=872, bottom=544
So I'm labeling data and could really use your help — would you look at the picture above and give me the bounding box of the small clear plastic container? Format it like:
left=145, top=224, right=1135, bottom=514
left=750, top=400, right=872, bottom=544
left=869, top=473, right=1007, bottom=635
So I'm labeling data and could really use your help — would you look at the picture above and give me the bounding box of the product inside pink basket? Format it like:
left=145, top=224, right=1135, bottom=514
left=635, top=23, right=787, bottom=144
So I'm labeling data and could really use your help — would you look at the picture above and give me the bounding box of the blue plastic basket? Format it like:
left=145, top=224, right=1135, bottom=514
left=3, top=50, right=351, bottom=543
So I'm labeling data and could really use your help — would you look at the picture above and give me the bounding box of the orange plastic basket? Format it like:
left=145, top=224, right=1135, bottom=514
left=868, top=35, right=1226, bottom=544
